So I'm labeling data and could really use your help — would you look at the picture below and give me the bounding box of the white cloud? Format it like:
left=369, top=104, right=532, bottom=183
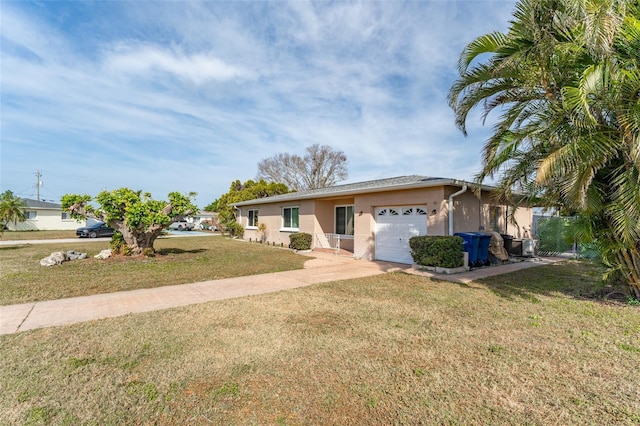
left=104, top=45, right=255, bottom=83
left=0, top=5, right=68, bottom=62
left=1, top=0, right=518, bottom=206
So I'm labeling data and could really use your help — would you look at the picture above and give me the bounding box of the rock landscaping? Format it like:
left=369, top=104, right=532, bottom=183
left=40, top=250, right=88, bottom=267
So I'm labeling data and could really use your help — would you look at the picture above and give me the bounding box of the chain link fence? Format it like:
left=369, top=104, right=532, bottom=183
left=533, top=215, right=599, bottom=258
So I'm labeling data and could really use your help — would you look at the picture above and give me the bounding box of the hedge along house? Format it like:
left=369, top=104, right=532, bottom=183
left=233, top=176, right=533, bottom=264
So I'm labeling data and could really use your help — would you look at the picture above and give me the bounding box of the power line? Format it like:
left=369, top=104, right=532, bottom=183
left=12, top=186, right=35, bottom=197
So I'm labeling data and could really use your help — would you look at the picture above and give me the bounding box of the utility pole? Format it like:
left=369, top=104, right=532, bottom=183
left=35, top=170, right=42, bottom=201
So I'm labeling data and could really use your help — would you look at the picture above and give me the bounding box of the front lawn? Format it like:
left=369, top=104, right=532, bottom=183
left=1, top=261, right=638, bottom=424
left=0, top=237, right=307, bottom=305
left=1, top=230, right=78, bottom=240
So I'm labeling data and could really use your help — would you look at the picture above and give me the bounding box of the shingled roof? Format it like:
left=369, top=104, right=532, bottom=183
left=21, top=199, right=62, bottom=209
left=233, top=175, right=487, bottom=206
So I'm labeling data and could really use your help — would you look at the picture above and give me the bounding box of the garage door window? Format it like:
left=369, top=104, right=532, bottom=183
left=378, top=208, right=399, bottom=216
left=335, top=206, right=354, bottom=235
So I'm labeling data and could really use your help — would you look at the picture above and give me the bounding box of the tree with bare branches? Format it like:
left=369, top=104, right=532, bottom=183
left=257, top=144, right=348, bottom=190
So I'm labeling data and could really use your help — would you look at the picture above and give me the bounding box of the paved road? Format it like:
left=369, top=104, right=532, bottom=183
left=0, top=231, right=218, bottom=246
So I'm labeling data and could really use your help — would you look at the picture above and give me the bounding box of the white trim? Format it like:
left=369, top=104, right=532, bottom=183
left=279, top=227, right=300, bottom=232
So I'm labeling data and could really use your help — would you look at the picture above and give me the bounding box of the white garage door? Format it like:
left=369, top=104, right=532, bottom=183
left=375, top=206, right=428, bottom=264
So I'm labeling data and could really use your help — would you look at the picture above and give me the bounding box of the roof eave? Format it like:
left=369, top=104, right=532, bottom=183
left=232, top=178, right=498, bottom=207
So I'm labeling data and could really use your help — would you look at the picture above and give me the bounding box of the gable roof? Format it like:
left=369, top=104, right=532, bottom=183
left=21, top=199, right=62, bottom=209
left=233, top=175, right=493, bottom=207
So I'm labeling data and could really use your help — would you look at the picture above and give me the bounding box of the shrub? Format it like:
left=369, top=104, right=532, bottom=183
left=409, top=236, right=464, bottom=268
left=110, top=231, right=135, bottom=256
left=142, top=247, right=155, bottom=257
left=226, top=221, right=244, bottom=238
left=289, top=232, right=312, bottom=250
left=257, top=222, right=267, bottom=243
left=110, top=232, right=125, bottom=254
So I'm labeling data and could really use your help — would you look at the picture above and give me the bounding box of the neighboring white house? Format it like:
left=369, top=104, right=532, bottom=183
left=5, top=199, right=85, bottom=231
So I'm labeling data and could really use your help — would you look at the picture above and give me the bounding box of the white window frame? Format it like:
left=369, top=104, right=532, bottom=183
left=281, top=206, right=300, bottom=231
left=26, top=211, right=37, bottom=220
left=335, top=205, right=354, bottom=236
left=247, top=209, right=259, bottom=229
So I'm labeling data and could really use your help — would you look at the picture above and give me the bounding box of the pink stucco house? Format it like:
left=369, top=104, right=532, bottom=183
left=233, top=175, right=533, bottom=264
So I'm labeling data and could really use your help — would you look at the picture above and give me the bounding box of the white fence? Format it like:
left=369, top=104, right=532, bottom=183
left=315, top=233, right=354, bottom=253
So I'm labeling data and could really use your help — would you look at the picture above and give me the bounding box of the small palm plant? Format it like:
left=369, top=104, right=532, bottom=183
left=0, top=190, right=27, bottom=232
left=257, top=222, right=267, bottom=243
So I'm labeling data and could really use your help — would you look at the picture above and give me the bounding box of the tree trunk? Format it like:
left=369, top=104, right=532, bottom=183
left=118, top=225, right=164, bottom=256
left=617, top=246, right=640, bottom=299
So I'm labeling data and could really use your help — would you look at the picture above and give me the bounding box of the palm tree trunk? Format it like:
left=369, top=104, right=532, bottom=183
left=617, top=246, right=640, bottom=299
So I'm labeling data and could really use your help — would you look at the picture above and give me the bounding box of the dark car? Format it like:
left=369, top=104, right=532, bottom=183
left=76, top=222, right=115, bottom=238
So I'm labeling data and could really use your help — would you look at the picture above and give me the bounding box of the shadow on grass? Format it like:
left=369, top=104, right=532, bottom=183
left=156, top=248, right=208, bottom=255
left=471, top=260, right=623, bottom=304
left=0, top=245, right=28, bottom=251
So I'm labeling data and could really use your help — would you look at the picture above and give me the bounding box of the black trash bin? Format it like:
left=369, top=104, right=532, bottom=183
left=501, top=234, right=513, bottom=254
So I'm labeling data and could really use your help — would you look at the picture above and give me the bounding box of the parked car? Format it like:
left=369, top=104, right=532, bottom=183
left=197, top=221, right=217, bottom=231
left=76, top=222, right=115, bottom=238
left=168, top=221, right=193, bottom=231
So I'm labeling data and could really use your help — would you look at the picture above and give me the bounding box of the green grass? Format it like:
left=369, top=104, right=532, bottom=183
left=0, top=237, right=307, bottom=305
left=0, top=230, right=78, bottom=240
left=1, top=261, right=638, bottom=424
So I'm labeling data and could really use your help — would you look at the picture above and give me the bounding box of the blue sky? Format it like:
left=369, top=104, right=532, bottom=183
left=1, top=0, right=517, bottom=208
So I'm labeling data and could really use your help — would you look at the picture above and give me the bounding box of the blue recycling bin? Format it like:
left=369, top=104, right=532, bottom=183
left=454, top=232, right=479, bottom=267
left=471, top=232, right=492, bottom=266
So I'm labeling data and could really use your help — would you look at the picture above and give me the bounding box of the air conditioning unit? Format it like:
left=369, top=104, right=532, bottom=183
left=508, top=239, right=522, bottom=256
left=522, top=239, right=538, bottom=257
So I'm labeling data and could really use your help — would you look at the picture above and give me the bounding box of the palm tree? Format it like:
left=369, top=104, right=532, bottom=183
left=448, top=0, right=640, bottom=297
left=0, top=190, right=27, bottom=230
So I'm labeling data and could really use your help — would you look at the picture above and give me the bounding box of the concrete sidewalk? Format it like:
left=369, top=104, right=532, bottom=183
left=0, top=252, right=404, bottom=335
left=0, top=252, right=559, bottom=335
